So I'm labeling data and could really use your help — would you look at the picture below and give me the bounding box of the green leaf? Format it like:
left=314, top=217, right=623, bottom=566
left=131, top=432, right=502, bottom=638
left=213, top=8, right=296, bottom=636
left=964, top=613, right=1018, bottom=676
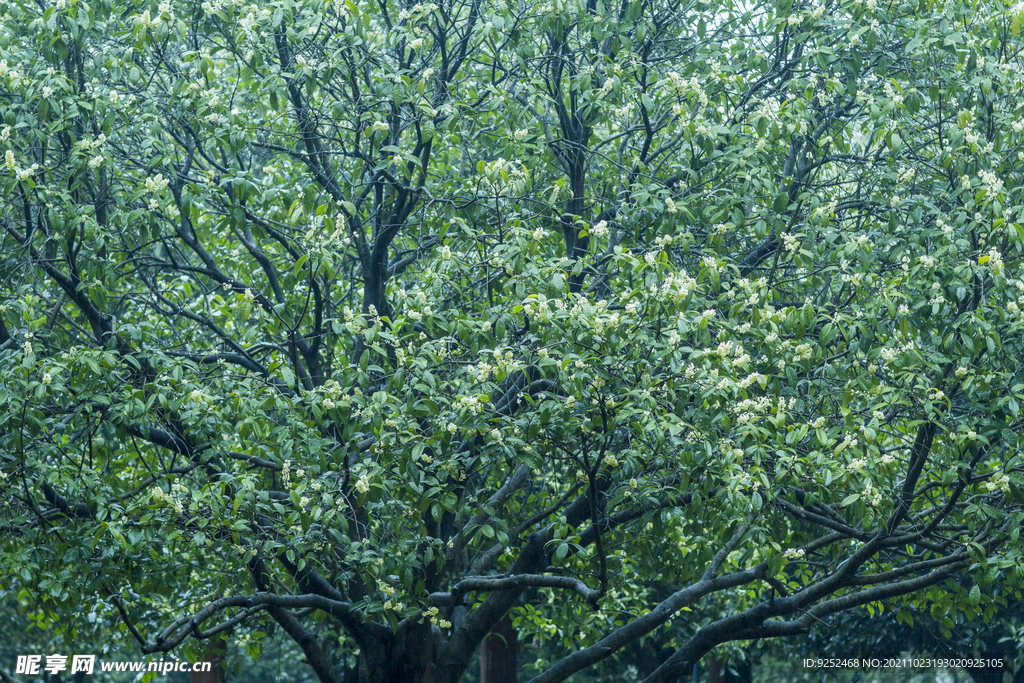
left=554, top=542, right=569, bottom=563
left=768, top=553, right=783, bottom=578
left=773, top=192, right=789, bottom=213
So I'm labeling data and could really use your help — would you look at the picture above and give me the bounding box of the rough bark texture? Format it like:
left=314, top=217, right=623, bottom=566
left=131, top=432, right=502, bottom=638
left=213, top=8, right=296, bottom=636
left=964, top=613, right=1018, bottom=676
left=705, top=656, right=750, bottom=683
left=190, top=635, right=228, bottom=683
left=480, top=615, right=518, bottom=683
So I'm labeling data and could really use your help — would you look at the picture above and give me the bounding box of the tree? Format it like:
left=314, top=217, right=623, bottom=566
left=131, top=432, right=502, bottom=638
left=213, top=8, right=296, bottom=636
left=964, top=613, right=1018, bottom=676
left=790, top=581, right=1024, bottom=683
left=2, top=0, right=1024, bottom=679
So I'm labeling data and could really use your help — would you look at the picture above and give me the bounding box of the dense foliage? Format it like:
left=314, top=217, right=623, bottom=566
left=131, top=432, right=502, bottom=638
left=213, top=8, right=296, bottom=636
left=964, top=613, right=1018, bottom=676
left=2, top=0, right=1024, bottom=680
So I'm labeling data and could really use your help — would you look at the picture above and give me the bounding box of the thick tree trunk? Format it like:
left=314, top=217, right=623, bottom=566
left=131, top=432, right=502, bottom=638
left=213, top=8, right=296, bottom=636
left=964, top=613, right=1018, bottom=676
left=706, top=656, right=750, bottom=683
left=190, top=634, right=227, bottom=683
left=358, top=622, right=434, bottom=683
left=967, top=664, right=1008, bottom=683
left=480, top=615, right=517, bottom=683
left=967, top=647, right=1014, bottom=683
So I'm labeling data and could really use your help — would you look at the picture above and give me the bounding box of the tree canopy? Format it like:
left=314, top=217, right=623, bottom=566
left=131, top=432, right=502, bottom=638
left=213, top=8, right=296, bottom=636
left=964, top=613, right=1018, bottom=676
left=2, top=0, right=1024, bottom=679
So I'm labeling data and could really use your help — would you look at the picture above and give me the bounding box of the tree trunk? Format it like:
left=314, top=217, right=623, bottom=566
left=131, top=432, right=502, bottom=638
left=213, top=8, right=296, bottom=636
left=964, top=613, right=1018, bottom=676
left=967, top=665, right=1007, bottom=683
left=190, top=634, right=228, bottom=683
left=706, top=656, right=751, bottom=683
left=480, top=615, right=517, bottom=683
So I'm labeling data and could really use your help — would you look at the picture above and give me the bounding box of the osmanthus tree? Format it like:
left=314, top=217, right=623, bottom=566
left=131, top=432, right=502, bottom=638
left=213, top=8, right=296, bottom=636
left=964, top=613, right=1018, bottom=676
left=2, top=0, right=1024, bottom=679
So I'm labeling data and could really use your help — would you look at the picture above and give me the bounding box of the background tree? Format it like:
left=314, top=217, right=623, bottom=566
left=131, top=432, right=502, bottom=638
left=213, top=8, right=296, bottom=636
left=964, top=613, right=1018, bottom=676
left=790, top=581, right=1024, bottom=683
left=2, top=0, right=1024, bottom=680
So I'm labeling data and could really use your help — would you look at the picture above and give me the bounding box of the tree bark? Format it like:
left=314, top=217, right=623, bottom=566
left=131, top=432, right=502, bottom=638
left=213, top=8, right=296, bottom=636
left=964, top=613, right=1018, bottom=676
left=190, top=634, right=228, bottom=683
left=706, top=656, right=750, bottom=683
left=480, top=615, right=518, bottom=683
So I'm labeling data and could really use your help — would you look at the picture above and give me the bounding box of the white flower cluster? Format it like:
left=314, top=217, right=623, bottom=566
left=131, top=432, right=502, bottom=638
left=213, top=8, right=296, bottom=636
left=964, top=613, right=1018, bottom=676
left=151, top=486, right=185, bottom=514
left=664, top=72, right=708, bottom=109
left=454, top=394, right=486, bottom=415
left=145, top=173, right=169, bottom=194
left=733, top=395, right=773, bottom=424
left=977, top=169, right=1003, bottom=196
left=811, top=198, right=837, bottom=220
left=654, top=270, right=697, bottom=303
left=339, top=306, right=367, bottom=335
left=422, top=606, right=451, bottom=628
left=897, top=165, right=915, bottom=183
left=882, top=80, right=904, bottom=107
left=863, top=480, right=883, bottom=506
left=5, top=150, right=40, bottom=180
left=983, top=248, right=1004, bottom=276
left=1006, top=280, right=1024, bottom=318
left=736, top=371, right=765, bottom=389
left=984, top=473, right=1010, bottom=493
